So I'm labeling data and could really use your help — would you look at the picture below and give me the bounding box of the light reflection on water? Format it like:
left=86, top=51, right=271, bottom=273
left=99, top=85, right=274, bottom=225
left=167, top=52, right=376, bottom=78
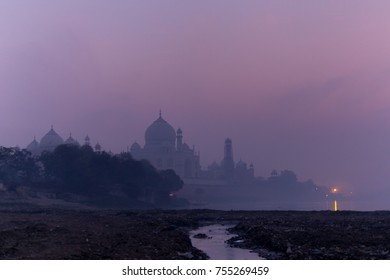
left=190, top=224, right=263, bottom=260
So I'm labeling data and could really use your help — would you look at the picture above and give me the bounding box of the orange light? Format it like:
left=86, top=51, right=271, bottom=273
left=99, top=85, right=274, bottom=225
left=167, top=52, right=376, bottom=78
left=334, top=200, right=338, bottom=211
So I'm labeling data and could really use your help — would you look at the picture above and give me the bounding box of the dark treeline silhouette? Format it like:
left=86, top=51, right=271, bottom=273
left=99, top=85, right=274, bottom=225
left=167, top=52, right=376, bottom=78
left=0, top=147, right=40, bottom=191
left=1, top=145, right=334, bottom=210
left=0, top=145, right=184, bottom=208
left=250, top=169, right=330, bottom=203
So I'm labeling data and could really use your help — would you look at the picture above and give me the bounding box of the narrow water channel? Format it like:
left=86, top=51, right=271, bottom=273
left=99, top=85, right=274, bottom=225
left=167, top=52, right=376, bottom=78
left=190, top=224, right=263, bottom=260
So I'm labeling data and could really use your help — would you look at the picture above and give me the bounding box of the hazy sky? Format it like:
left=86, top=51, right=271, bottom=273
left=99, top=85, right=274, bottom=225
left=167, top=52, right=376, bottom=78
left=1, top=1, right=390, bottom=208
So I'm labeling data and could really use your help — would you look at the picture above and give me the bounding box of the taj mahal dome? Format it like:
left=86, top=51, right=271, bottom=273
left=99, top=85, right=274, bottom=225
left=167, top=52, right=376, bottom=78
left=130, top=112, right=201, bottom=179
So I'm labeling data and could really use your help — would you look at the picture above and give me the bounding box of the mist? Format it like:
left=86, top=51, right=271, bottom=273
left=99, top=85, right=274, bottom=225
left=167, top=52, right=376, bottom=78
left=1, top=1, right=390, bottom=210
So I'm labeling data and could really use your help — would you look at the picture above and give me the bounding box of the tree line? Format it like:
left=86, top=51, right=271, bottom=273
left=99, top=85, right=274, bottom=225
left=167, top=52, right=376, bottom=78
left=250, top=169, right=331, bottom=203
left=0, top=145, right=184, bottom=208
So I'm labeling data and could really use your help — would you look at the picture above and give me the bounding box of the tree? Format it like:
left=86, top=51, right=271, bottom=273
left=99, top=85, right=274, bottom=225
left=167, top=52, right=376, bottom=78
left=160, top=169, right=183, bottom=193
left=0, top=147, right=40, bottom=190
left=39, top=145, right=184, bottom=206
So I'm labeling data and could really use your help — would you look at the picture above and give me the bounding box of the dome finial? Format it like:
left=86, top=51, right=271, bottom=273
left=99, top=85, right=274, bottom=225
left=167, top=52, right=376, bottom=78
left=145, top=112, right=176, bottom=146
left=159, top=109, right=162, bottom=118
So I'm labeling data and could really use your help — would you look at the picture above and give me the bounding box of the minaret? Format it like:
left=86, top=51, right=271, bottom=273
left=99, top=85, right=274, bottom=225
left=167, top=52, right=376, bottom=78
left=84, top=135, right=90, bottom=146
left=95, top=142, right=101, bottom=153
left=249, top=163, right=255, bottom=179
left=176, top=128, right=183, bottom=151
left=223, top=138, right=235, bottom=181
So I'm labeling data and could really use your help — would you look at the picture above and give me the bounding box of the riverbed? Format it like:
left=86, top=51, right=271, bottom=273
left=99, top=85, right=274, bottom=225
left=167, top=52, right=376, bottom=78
left=190, top=224, right=263, bottom=260
left=1, top=206, right=389, bottom=259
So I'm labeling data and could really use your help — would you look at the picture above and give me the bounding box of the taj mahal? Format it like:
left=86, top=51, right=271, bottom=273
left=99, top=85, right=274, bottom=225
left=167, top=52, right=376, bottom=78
left=129, top=111, right=201, bottom=179
left=26, top=112, right=254, bottom=185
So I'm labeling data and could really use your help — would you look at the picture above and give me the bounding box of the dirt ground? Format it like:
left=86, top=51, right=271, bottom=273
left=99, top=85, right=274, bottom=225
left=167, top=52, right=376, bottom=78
left=227, top=211, right=390, bottom=259
left=0, top=203, right=389, bottom=260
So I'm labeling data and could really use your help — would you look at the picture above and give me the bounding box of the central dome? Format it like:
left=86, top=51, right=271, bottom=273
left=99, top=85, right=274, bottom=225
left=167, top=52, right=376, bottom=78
left=145, top=115, right=176, bottom=147
left=40, top=127, right=64, bottom=152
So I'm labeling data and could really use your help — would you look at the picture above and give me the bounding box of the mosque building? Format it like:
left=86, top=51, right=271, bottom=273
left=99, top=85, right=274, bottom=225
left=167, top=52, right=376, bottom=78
left=26, top=127, right=98, bottom=155
left=130, top=112, right=201, bottom=179
left=26, top=113, right=254, bottom=184
left=200, top=138, right=255, bottom=184
left=130, top=112, right=255, bottom=184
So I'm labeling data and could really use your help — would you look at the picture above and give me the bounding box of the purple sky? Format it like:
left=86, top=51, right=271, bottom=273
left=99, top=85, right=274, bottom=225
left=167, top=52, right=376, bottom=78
left=1, top=1, right=390, bottom=209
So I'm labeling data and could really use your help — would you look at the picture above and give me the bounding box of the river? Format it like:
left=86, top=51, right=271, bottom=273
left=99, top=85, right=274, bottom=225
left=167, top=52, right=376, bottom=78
left=190, top=224, right=263, bottom=260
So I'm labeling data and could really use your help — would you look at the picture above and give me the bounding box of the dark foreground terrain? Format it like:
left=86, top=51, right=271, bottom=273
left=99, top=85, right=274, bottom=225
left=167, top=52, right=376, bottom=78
left=0, top=203, right=389, bottom=259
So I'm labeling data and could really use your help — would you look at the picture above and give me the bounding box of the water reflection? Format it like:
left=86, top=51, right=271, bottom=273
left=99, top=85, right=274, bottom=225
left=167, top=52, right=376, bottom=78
left=190, top=224, right=263, bottom=260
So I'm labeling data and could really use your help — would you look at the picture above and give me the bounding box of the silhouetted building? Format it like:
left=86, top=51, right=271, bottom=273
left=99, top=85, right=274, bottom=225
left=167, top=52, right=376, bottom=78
left=222, top=138, right=235, bottom=180
left=95, top=142, right=101, bottom=153
left=203, top=138, right=254, bottom=183
left=84, top=135, right=90, bottom=146
left=27, top=126, right=64, bottom=155
left=26, top=137, right=39, bottom=155
left=130, top=112, right=201, bottom=179
left=26, top=113, right=255, bottom=184
left=27, top=128, right=100, bottom=155
left=64, top=133, right=80, bottom=146
left=131, top=113, right=254, bottom=183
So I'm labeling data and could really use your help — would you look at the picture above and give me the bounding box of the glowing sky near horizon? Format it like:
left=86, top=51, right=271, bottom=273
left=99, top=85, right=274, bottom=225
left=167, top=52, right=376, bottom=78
left=1, top=1, right=390, bottom=209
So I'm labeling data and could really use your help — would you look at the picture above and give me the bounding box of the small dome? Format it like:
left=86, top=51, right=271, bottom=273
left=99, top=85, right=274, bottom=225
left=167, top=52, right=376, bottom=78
left=145, top=114, right=176, bottom=147
left=130, top=142, right=141, bottom=151
left=64, top=134, right=80, bottom=146
left=40, top=127, right=64, bottom=152
left=84, top=135, right=91, bottom=146
left=26, top=138, right=39, bottom=154
left=95, top=142, right=101, bottom=151
left=177, top=128, right=182, bottom=134
left=208, top=161, right=219, bottom=170
left=236, top=160, right=247, bottom=169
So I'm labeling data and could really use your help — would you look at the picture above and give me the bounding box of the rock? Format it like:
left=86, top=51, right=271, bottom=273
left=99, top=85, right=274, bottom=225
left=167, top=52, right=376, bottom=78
left=193, top=233, right=208, bottom=239
left=177, top=252, right=193, bottom=259
left=0, top=208, right=389, bottom=260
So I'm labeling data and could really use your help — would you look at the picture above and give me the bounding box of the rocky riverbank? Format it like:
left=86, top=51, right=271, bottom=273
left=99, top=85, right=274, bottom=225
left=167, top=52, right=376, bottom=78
left=0, top=204, right=389, bottom=259
left=227, top=211, right=390, bottom=259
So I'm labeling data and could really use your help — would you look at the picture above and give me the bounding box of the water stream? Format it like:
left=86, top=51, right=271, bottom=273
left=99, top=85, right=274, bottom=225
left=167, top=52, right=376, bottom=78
left=190, top=224, right=263, bottom=260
